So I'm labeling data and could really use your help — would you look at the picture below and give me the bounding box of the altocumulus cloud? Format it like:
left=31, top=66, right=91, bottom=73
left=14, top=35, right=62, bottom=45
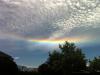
left=0, top=0, right=100, bottom=52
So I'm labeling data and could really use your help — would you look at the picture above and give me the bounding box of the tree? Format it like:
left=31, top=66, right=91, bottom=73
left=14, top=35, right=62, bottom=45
left=47, top=51, right=62, bottom=74
left=38, top=50, right=62, bottom=75
left=38, top=63, right=51, bottom=75
left=89, top=56, right=100, bottom=72
left=45, top=41, right=87, bottom=75
left=0, top=51, right=18, bottom=75
left=60, top=42, right=86, bottom=74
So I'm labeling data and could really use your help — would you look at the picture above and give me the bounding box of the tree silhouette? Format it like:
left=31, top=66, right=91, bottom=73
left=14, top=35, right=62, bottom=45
left=46, top=50, right=62, bottom=75
left=38, top=63, right=51, bottom=75
left=89, top=56, right=100, bottom=73
left=60, top=42, right=86, bottom=74
left=41, top=41, right=87, bottom=75
left=0, top=51, right=18, bottom=75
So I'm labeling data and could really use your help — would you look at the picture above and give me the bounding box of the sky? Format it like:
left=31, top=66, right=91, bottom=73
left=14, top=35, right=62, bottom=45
left=0, top=0, right=100, bottom=68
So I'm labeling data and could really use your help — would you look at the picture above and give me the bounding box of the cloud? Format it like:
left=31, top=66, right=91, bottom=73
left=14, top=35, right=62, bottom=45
left=0, top=0, right=100, bottom=52
left=0, top=0, right=99, bottom=37
left=14, top=56, right=20, bottom=60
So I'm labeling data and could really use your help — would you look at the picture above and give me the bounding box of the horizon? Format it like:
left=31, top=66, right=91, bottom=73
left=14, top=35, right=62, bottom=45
left=0, top=0, right=100, bottom=68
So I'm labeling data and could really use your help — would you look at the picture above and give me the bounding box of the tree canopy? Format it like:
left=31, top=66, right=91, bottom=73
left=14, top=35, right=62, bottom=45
left=89, top=56, right=100, bottom=73
left=0, top=51, right=18, bottom=75
left=39, top=41, right=87, bottom=75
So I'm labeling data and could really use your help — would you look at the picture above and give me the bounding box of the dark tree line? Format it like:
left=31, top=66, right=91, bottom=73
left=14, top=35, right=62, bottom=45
left=0, top=51, right=38, bottom=75
left=0, top=51, right=18, bottom=75
left=38, top=41, right=100, bottom=75
left=0, top=41, right=100, bottom=75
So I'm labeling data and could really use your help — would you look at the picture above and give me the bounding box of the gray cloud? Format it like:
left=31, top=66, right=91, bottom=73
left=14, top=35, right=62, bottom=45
left=0, top=0, right=100, bottom=52
left=0, top=0, right=99, bottom=37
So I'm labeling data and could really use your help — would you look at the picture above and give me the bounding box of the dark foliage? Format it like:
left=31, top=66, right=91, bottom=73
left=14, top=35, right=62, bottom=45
left=38, top=41, right=87, bottom=75
left=0, top=51, right=18, bottom=75
left=89, top=56, right=100, bottom=73
left=38, top=63, right=50, bottom=75
left=19, top=71, right=39, bottom=75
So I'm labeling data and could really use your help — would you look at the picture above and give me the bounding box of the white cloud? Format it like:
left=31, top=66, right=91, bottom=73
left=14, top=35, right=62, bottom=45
left=14, top=57, right=20, bottom=60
